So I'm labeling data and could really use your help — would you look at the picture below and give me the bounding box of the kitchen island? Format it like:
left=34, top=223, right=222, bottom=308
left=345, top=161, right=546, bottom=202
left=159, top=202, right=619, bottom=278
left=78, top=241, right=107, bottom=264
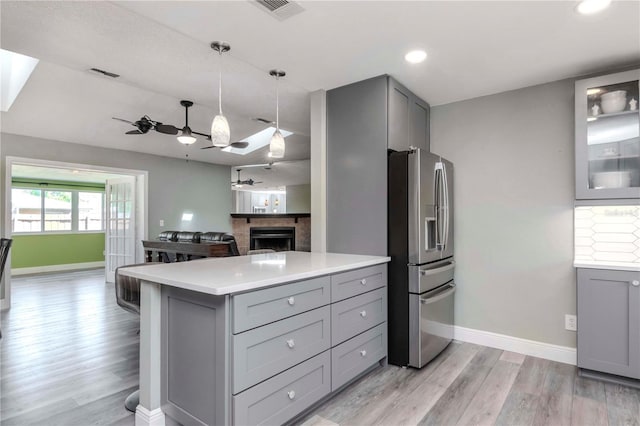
left=119, top=251, right=390, bottom=426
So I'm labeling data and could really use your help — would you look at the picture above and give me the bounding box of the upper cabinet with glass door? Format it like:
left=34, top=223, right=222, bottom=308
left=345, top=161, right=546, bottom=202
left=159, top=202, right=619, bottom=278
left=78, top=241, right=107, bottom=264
left=575, top=69, right=640, bottom=200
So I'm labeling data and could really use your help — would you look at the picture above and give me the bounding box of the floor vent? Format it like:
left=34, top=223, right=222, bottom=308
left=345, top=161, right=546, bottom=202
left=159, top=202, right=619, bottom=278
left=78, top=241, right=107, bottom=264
left=254, top=0, right=304, bottom=20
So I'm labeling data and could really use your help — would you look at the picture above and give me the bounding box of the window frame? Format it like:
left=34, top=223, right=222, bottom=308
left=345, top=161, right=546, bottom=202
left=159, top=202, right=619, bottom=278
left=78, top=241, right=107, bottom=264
left=11, top=186, right=105, bottom=235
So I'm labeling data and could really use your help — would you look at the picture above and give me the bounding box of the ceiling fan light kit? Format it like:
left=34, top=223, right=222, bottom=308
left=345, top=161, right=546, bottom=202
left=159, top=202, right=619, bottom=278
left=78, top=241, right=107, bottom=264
left=211, top=41, right=231, bottom=147
left=177, top=100, right=197, bottom=145
left=269, top=69, right=286, bottom=159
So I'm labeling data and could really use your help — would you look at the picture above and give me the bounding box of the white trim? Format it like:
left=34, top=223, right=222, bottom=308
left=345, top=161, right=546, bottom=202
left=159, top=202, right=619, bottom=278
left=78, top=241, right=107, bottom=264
left=135, top=406, right=165, bottom=426
left=11, top=261, right=105, bottom=276
left=453, top=325, right=577, bottom=365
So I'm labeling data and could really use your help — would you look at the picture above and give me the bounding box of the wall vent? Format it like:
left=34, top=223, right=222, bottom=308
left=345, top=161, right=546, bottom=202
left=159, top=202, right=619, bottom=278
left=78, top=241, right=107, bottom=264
left=254, top=0, right=304, bottom=20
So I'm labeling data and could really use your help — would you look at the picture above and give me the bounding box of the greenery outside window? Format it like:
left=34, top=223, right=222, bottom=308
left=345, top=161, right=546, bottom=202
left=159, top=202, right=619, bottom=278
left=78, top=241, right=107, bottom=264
left=11, top=186, right=105, bottom=233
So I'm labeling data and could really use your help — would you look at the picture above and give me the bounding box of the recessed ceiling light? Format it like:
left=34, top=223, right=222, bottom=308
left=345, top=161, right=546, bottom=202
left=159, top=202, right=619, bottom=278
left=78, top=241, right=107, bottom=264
left=405, top=50, right=427, bottom=64
left=576, top=0, right=611, bottom=15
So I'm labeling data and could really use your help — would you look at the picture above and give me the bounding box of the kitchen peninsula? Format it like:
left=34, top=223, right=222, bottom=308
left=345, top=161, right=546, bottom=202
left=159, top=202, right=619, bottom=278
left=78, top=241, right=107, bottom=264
left=119, top=251, right=390, bottom=426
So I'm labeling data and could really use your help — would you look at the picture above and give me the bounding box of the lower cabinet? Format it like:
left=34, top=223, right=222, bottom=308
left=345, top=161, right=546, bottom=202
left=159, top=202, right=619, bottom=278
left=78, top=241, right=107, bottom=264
left=233, top=351, right=331, bottom=426
left=162, top=264, right=388, bottom=426
left=577, top=268, right=640, bottom=379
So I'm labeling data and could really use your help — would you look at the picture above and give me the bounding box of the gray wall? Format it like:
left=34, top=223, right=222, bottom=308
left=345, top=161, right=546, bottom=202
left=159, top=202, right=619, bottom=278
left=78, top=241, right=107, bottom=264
left=286, top=184, right=310, bottom=213
left=1, top=132, right=232, bottom=239
left=431, top=79, right=576, bottom=348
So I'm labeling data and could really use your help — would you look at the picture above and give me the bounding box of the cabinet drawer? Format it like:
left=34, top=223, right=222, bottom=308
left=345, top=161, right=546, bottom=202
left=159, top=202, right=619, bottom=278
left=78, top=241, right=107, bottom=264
left=331, top=264, right=386, bottom=302
left=331, top=287, right=387, bottom=345
left=332, top=323, right=387, bottom=391
left=233, top=276, right=330, bottom=333
left=233, top=306, right=331, bottom=394
left=233, top=351, right=331, bottom=426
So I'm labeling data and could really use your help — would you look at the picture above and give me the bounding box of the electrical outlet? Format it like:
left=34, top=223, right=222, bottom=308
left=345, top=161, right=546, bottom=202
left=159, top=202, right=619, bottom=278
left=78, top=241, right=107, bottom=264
left=565, top=314, right=577, bottom=331
left=159, top=220, right=164, bottom=227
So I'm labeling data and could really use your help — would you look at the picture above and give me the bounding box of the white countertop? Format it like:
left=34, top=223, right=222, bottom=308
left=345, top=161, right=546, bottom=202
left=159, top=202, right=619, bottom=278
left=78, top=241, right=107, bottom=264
left=119, top=251, right=390, bottom=296
left=574, top=261, right=640, bottom=272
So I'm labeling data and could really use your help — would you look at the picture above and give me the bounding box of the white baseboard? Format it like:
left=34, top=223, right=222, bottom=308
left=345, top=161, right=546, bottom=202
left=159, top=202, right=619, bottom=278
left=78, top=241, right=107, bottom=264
left=454, top=325, right=577, bottom=365
left=11, top=261, right=104, bottom=276
left=135, top=406, right=165, bottom=426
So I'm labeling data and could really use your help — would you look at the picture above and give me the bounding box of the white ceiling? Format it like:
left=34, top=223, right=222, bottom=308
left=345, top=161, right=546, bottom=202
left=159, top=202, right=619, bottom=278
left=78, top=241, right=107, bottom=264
left=1, top=1, right=639, bottom=167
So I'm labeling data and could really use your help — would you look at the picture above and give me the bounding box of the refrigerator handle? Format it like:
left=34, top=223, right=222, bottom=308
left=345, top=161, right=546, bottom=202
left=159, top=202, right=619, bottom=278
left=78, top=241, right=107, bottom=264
left=441, top=161, right=450, bottom=250
left=434, top=162, right=444, bottom=250
left=420, top=282, right=456, bottom=304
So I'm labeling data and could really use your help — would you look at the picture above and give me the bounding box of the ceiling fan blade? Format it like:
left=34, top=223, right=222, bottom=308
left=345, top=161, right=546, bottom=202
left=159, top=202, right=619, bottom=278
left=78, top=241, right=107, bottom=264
left=229, top=141, right=249, bottom=149
left=155, top=123, right=179, bottom=135
left=113, top=117, right=134, bottom=124
left=126, top=129, right=143, bottom=135
left=200, top=145, right=217, bottom=150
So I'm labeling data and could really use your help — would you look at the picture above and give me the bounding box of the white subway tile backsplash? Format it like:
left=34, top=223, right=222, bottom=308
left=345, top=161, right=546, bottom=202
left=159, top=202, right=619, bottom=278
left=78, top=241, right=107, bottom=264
left=575, top=205, right=640, bottom=268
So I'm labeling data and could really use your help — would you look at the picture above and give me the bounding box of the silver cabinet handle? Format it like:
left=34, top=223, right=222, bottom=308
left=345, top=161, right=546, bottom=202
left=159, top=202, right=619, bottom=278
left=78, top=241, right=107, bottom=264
left=360, top=350, right=367, bottom=357
left=287, top=297, right=295, bottom=306
left=632, top=280, right=640, bottom=287
left=287, top=390, right=296, bottom=400
left=360, top=278, right=367, bottom=286
left=286, top=339, right=295, bottom=348
left=360, top=310, right=367, bottom=318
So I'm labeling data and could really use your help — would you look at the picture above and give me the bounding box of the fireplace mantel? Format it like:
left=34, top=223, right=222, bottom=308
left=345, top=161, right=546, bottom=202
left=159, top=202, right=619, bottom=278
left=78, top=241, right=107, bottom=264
left=230, top=213, right=310, bottom=224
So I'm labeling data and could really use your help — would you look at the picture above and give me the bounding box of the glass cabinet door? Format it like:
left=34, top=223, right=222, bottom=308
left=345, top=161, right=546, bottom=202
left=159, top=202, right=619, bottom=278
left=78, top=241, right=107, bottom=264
left=576, top=69, right=640, bottom=199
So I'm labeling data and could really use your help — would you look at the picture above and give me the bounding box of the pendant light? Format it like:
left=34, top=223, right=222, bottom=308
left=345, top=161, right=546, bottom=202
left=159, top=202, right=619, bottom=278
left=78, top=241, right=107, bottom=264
left=269, top=69, right=286, bottom=159
left=210, top=41, right=231, bottom=147
left=177, top=100, right=196, bottom=145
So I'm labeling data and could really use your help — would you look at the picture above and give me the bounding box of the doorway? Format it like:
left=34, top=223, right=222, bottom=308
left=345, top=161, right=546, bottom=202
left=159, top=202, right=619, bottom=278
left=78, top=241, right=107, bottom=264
left=2, top=156, right=148, bottom=310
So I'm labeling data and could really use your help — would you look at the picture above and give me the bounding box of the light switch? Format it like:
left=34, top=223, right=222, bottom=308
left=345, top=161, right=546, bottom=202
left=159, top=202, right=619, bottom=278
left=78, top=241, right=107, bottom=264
left=159, top=220, right=164, bottom=227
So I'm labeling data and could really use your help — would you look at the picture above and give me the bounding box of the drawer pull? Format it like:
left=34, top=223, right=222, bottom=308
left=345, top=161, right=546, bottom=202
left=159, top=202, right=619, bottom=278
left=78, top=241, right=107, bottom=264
left=360, top=310, right=367, bottom=318
left=286, top=339, right=295, bottom=349
left=360, top=350, right=367, bottom=357
left=632, top=280, right=640, bottom=287
left=287, top=390, right=296, bottom=400
left=360, top=278, right=367, bottom=286
left=287, top=297, right=295, bottom=306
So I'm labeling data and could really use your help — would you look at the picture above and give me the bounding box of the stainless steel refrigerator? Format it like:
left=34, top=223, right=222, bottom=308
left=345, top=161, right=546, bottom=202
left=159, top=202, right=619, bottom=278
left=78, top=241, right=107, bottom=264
left=388, top=149, right=455, bottom=368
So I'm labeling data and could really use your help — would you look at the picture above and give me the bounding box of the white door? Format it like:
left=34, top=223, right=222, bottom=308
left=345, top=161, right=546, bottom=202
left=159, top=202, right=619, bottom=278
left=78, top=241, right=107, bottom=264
left=105, top=176, right=136, bottom=283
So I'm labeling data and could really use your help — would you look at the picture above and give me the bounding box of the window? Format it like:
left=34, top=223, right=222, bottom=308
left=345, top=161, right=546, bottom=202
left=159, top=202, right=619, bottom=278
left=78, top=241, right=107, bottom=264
left=44, top=191, right=72, bottom=231
left=78, top=192, right=103, bottom=231
left=11, top=188, right=42, bottom=232
left=11, top=187, right=104, bottom=233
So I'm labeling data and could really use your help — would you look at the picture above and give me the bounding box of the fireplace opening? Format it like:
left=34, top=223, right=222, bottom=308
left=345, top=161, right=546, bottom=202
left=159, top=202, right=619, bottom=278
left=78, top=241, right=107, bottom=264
left=250, top=227, right=296, bottom=252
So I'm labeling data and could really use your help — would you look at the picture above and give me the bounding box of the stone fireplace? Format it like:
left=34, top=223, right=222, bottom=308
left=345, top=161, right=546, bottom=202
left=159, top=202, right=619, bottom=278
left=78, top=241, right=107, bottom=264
left=230, top=214, right=310, bottom=255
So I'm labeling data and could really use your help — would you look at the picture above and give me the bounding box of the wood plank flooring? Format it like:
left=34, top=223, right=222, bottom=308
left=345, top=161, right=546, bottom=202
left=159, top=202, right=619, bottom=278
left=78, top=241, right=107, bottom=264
left=2, top=270, right=639, bottom=425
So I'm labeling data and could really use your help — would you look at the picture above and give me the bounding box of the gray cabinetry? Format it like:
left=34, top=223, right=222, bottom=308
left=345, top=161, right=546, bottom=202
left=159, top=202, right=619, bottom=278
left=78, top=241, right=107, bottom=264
left=161, top=263, right=388, bottom=425
left=388, top=77, right=430, bottom=152
left=577, top=268, right=640, bottom=379
left=327, top=75, right=430, bottom=256
left=575, top=69, right=640, bottom=200
left=233, top=351, right=331, bottom=426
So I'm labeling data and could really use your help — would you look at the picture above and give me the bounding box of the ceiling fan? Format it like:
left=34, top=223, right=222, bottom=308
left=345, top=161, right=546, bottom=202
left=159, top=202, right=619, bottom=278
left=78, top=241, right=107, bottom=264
left=232, top=169, right=262, bottom=187
left=112, top=100, right=249, bottom=149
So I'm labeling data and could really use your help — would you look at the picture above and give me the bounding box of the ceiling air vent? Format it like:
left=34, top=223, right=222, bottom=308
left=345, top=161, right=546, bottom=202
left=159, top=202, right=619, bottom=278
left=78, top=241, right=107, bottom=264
left=89, top=68, right=120, bottom=78
left=254, top=0, right=304, bottom=20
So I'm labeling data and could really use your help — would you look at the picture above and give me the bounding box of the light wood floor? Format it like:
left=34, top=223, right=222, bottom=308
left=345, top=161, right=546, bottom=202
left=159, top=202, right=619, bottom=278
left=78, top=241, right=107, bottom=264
left=1, top=270, right=639, bottom=426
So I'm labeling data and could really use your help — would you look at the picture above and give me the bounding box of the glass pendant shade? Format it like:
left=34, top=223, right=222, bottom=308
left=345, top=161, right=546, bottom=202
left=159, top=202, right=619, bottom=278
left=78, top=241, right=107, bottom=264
left=269, top=129, right=285, bottom=158
left=177, top=127, right=196, bottom=145
left=211, top=114, right=230, bottom=147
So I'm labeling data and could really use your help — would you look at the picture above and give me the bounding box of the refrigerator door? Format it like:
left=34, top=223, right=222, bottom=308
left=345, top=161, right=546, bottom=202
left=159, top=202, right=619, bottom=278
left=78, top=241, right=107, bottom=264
left=408, top=150, right=454, bottom=265
left=409, top=281, right=456, bottom=368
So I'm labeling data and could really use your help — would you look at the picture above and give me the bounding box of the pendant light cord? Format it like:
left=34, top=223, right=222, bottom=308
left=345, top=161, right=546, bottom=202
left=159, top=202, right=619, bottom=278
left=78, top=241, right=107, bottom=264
left=218, top=51, right=223, bottom=115
left=275, top=75, right=279, bottom=130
